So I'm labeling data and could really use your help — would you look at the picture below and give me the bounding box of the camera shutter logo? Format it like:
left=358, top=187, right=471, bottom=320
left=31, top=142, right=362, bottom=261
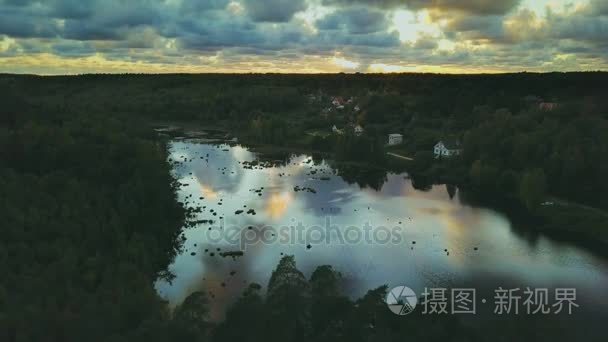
left=386, top=285, right=418, bottom=315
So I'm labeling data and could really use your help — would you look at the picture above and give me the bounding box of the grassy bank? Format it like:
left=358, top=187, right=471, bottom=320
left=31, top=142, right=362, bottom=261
left=537, top=202, right=608, bottom=247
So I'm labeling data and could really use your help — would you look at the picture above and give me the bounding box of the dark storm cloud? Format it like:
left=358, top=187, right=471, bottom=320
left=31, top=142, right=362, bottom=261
left=178, top=17, right=304, bottom=51
left=0, top=0, right=164, bottom=40
left=0, top=0, right=513, bottom=49
left=73, top=1, right=163, bottom=29
left=174, top=2, right=397, bottom=52
left=178, top=0, right=230, bottom=13
left=175, top=12, right=265, bottom=51
left=316, top=7, right=389, bottom=34
left=62, top=21, right=122, bottom=41
left=61, top=3, right=163, bottom=41
left=48, top=0, right=95, bottom=19
left=51, top=40, right=96, bottom=56
left=413, top=35, right=438, bottom=49
left=315, top=30, right=401, bottom=47
left=591, top=0, right=608, bottom=15
left=321, top=0, right=403, bottom=9
left=444, top=14, right=504, bottom=41
left=0, top=2, right=59, bottom=38
left=242, top=0, right=307, bottom=22
left=323, top=0, right=521, bottom=15
left=409, top=0, right=521, bottom=15
left=547, top=8, right=608, bottom=45
left=1, top=0, right=37, bottom=6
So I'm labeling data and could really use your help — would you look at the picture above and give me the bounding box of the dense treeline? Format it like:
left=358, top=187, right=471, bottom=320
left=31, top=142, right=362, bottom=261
left=177, top=255, right=585, bottom=342
left=2, top=72, right=606, bottom=125
left=1, top=72, right=607, bottom=340
left=460, top=106, right=608, bottom=209
left=211, top=256, right=479, bottom=342
left=408, top=103, right=608, bottom=212
left=3, top=71, right=607, bottom=212
left=0, top=96, right=186, bottom=341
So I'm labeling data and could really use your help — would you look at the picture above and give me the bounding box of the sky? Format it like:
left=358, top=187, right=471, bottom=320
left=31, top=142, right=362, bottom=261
left=0, top=0, right=607, bottom=74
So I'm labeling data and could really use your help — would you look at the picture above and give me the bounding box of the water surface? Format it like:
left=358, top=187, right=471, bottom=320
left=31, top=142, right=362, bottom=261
left=155, top=140, right=608, bottom=324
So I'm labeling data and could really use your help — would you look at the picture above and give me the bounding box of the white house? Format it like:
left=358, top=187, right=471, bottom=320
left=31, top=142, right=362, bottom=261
left=354, top=125, right=364, bottom=136
left=434, top=140, right=461, bottom=158
left=354, top=105, right=361, bottom=112
left=388, top=134, right=403, bottom=146
left=332, top=125, right=343, bottom=135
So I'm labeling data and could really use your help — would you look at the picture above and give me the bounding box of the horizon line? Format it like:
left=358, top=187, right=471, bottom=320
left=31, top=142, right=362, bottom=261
left=2, top=70, right=607, bottom=77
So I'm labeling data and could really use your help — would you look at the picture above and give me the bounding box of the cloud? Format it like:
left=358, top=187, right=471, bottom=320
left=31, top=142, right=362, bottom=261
left=321, top=0, right=404, bottom=9
left=591, top=0, right=608, bottom=15
left=413, top=0, right=521, bottom=15
left=0, top=0, right=607, bottom=73
left=502, top=9, right=546, bottom=43
left=413, top=34, right=439, bottom=49
left=315, top=29, right=401, bottom=47
left=51, top=40, right=96, bottom=56
left=242, top=0, right=307, bottom=22
left=323, top=0, right=522, bottom=15
left=0, top=6, right=59, bottom=38
left=0, top=0, right=164, bottom=40
left=48, top=0, right=95, bottom=19
left=443, top=14, right=505, bottom=41
left=178, top=16, right=307, bottom=52
left=316, top=7, right=390, bottom=34
left=546, top=5, right=608, bottom=45
left=331, top=56, right=360, bottom=69
left=178, top=0, right=230, bottom=13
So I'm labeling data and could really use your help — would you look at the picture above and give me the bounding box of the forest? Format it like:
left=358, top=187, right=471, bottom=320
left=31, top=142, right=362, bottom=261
left=3, top=72, right=607, bottom=226
left=1, top=72, right=607, bottom=341
left=0, top=97, right=185, bottom=340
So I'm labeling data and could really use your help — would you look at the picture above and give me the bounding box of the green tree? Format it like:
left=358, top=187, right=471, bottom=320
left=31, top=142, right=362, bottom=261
left=309, top=266, right=353, bottom=341
left=519, top=168, right=547, bottom=211
left=170, top=291, right=210, bottom=341
left=498, top=169, right=519, bottom=198
left=214, top=284, right=266, bottom=342
left=266, top=256, right=311, bottom=342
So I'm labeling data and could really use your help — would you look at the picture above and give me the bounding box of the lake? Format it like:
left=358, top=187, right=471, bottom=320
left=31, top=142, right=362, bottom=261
left=155, top=139, right=608, bottom=336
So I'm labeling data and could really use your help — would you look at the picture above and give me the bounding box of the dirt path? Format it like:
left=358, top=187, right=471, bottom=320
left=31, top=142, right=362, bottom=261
left=387, top=152, right=414, bottom=161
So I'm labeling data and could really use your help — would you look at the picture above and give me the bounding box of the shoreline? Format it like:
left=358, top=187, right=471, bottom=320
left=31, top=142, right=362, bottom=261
left=155, top=122, right=608, bottom=256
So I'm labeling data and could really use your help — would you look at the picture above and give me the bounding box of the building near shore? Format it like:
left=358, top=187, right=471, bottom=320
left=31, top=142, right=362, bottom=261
left=388, top=134, right=403, bottom=146
left=434, top=140, right=462, bottom=158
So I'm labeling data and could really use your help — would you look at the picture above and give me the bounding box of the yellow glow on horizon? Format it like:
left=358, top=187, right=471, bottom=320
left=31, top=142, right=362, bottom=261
left=0, top=51, right=601, bottom=75
left=0, top=52, right=342, bottom=74
left=331, top=56, right=360, bottom=69
left=368, top=63, right=410, bottom=73
left=555, top=53, right=574, bottom=61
